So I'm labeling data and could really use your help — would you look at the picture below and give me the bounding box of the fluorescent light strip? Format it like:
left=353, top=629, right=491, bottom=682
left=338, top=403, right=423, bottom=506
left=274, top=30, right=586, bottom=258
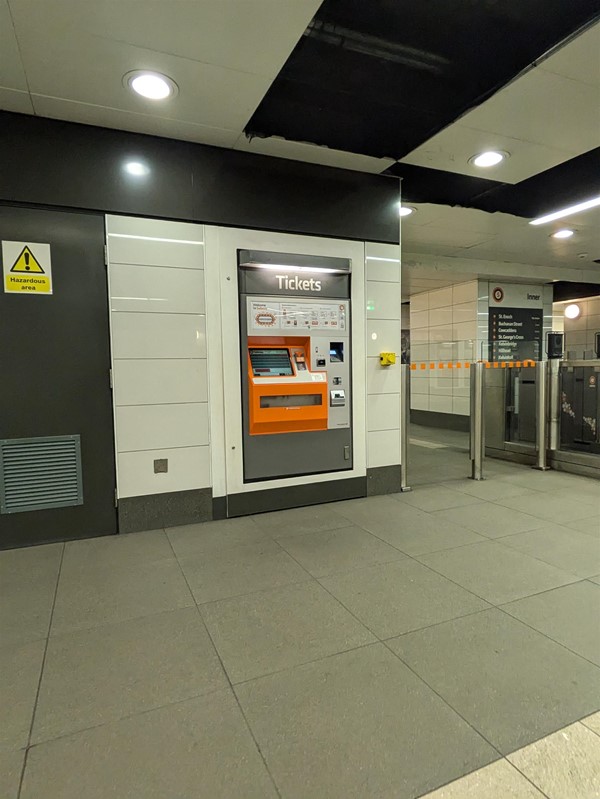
left=366, top=256, right=400, bottom=263
left=108, top=233, right=204, bottom=245
left=243, top=262, right=344, bottom=274
left=530, top=195, right=600, bottom=226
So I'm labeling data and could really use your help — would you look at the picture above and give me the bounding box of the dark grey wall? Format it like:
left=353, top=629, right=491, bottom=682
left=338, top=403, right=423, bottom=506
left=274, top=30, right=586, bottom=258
left=0, top=112, right=400, bottom=244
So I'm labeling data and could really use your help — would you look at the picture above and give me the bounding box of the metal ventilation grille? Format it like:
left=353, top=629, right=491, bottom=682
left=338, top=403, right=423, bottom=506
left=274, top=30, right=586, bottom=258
left=0, top=436, right=83, bottom=514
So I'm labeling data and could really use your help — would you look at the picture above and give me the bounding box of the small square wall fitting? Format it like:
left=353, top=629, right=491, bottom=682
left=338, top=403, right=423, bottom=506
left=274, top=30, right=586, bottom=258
left=154, top=458, right=168, bottom=474
left=379, top=352, right=396, bottom=366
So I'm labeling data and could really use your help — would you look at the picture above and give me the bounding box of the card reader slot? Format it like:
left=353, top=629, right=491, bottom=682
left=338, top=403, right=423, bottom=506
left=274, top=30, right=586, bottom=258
left=260, top=394, right=323, bottom=408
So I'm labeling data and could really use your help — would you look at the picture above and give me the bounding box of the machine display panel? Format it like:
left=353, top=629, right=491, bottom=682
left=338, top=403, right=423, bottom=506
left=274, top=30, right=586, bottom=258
left=250, top=348, right=293, bottom=377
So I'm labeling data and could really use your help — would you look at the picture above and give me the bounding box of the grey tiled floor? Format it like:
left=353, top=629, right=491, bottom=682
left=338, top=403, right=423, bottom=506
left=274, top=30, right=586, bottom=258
left=2, top=436, right=600, bottom=797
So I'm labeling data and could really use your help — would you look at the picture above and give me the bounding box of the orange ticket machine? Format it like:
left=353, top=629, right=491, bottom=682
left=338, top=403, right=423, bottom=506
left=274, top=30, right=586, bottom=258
left=238, top=249, right=352, bottom=483
left=247, top=338, right=328, bottom=435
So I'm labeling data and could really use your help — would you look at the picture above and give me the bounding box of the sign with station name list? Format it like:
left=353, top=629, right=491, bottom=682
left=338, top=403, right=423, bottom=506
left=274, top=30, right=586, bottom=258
left=489, top=307, right=542, bottom=361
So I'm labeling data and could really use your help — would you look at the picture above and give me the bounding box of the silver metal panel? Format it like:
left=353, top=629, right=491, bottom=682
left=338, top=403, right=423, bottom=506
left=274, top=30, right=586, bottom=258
left=0, top=435, right=83, bottom=514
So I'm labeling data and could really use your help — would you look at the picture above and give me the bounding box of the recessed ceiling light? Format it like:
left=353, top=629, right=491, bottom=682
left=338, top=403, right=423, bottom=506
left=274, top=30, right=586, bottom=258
left=124, top=161, right=150, bottom=176
left=564, top=303, right=581, bottom=319
left=469, top=151, right=508, bottom=168
left=552, top=229, right=574, bottom=239
left=530, top=195, right=600, bottom=225
left=125, top=70, right=177, bottom=100
left=399, top=206, right=416, bottom=217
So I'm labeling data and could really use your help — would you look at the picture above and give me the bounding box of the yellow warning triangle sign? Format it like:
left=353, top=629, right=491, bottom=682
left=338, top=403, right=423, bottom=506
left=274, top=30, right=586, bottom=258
left=10, top=246, right=45, bottom=274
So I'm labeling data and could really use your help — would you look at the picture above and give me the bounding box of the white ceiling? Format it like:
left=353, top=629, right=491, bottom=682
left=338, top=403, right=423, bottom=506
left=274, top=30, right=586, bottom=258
left=1, top=2, right=599, bottom=274
left=400, top=21, right=600, bottom=184
left=0, top=0, right=323, bottom=149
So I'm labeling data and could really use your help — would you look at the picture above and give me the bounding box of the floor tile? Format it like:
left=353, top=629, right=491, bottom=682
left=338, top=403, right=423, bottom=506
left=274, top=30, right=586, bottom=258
left=591, top=576, right=600, bottom=586
left=539, top=484, right=600, bottom=510
left=508, top=721, right=600, bottom=799
left=0, top=543, right=62, bottom=647
left=494, top=493, right=597, bottom=525
left=332, top=494, right=409, bottom=530
left=320, top=559, right=489, bottom=639
left=398, top=485, right=483, bottom=513
left=357, top=503, right=486, bottom=555
left=166, top=516, right=269, bottom=559
left=63, top=529, right=172, bottom=568
left=252, top=503, right=350, bottom=537
left=498, top=524, right=600, bottom=578
left=389, top=609, right=600, bottom=754
left=236, top=644, right=497, bottom=799
left=418, top=540, right=579, bottom=605
left=419, top=758, right=545, bottom=798
left=201, top=581, right=374, bottom=683
left=501, top=582, right=600, bottom=666
left=0, top=639, right=45, bottom=750
left=582, top=711, right=600, bottom=737
left=51, top=556, right=193, bottom=636
left=275, top=525, right=405, bottom=577
left=441, top=479, right=539, bottom=503
left=565, top=516, right=600, bottom=538
left=0, top=749, right=25, bottom=799
left=32, top=607, right=227, bottom=743
left=179, top=540, right=309, bottom=604
left=432, top=503, right=545, bottom=539
left=21, top=691, right=277, bottom=799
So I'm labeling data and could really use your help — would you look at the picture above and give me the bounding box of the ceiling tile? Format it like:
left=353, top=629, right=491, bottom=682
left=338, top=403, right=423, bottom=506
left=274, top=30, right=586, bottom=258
left=400, top=122, right=575, bottom=184
left=0, top=86, right=33, bottom=113
left=13, top=28, right=272, bottom=131
left=459, top=68, right=599, bottom=154
left=539, top=21, right=600, bottom=87
left=30, top=95, right=241, bottom=148
left=0, top=0, right=28, bottom=90
left=9, top=0, right=321, bottom=78
left=234, top=135, right=395, bottom=173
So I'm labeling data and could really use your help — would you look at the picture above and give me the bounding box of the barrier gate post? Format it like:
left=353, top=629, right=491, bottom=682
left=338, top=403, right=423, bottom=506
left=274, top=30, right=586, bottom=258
left=533, top=360, right=550, bottom=470
left=469, top=361, right=485, bottom=480
left=400, top=363, right=412, bottom=492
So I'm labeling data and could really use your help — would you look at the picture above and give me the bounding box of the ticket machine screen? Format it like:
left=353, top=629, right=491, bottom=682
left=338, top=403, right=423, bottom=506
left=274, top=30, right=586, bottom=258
left=249, top=348, right=293, bottom=377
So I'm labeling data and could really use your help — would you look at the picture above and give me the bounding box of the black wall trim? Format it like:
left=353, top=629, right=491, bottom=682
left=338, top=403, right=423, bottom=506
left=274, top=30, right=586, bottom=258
left=0, top=112, right=400, bottom=245
left=411, top=410, right=470, bottom=433
left=366, top=465, right=402, bottom=496
left=226, top=476, right=366, bottom=517
left=118, top=488, right=213, bottom=533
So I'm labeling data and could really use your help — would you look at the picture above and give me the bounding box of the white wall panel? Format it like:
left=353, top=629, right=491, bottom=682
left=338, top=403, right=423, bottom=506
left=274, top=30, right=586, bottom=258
left=428, top=306, right=453, bottom=327
left=410, top=292, right=428, bottom=312
left=108, top=236, right=205, bottom=269
left=367, top=393, right=400, bottom=432
left=113, top=359, right=207, bottom=406
left=430, top=396, right=453, bottom=413
left=118, top=446, right=211, bottom=498
left=453, top=397, right=471, bottom=415
left=410, top=394, right=429, bottom=411
left=367, top=430, right=401, bottom=468
left=452, top=282, right=477, bottom=304
left=453, top=301, right=477, bottom=324
left=366, top=282, right=403, bottom=320
left=111, top=313, right=206, bottom=359
left=429, top=287, right=453, bottom=309
left=365, top=257, right=400, bottom=283
left=110, top=263, right=205, bottom=314
left=107, top=216, right=205, bottom=242
left=367, top=319, right=402, bottom=357
left=366, top=357, right=402, bottom=394
left=410, top=309, right=429, bottom=329
left=116, top=403, right=209, bottom=452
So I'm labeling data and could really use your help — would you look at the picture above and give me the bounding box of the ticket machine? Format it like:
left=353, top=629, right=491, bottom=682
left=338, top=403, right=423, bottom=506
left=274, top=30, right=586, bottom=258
left=238, top=250, right=352, bottom=482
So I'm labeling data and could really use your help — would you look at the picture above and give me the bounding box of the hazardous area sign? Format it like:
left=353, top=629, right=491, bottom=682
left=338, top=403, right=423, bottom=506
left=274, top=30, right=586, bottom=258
left=2, top=241, right=53, bottom=295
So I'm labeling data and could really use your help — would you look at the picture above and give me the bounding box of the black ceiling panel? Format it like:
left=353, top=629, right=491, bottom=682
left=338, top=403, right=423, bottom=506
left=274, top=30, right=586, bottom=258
left=246, top=0, right=599, bottom=161
left=389, top=147, right=600, bottom=219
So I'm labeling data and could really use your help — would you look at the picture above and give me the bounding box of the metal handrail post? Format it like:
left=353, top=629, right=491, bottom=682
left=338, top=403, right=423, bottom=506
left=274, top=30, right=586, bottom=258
left=533, top=360, right=550, bottom=470
left=400, top=363, right=412, bottom=492
left=469, top=362, right=485, bottom=480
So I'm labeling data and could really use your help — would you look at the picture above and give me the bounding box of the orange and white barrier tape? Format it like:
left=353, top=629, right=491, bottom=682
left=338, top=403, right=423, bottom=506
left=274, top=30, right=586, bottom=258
left=409, top=360, right=536, bottom=371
